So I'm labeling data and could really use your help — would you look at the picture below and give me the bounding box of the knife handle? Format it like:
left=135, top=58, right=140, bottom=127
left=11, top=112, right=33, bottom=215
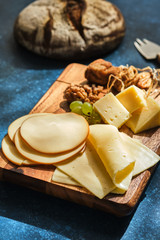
left=157, top=53, right=160, bottom=64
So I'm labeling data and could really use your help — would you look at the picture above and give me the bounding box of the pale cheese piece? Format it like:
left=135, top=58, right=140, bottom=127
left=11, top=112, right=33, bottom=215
left=121, top=132, right=160, bottom=176
left=14, top=129, right=86, bottom=164
left=2, top=135, right=25, bottom=165
left=20, top=113, right=89, bottom=154
left=116, top=85, right=147, bottom=113
left=55, top=140, right=115, bottom=199
left=52, top=168, right=81, bottom=186
left=126, top=97, right=160, bottom=133
left=22, top=159, right=39, bottom=165
left=88, top=125, right=135, bottom=190
left=8, top=113, right=51, bottom=141
left=94, top=92, right=131, bottom=128
left=53, top=168, right=127, bottom=195
left=111, top=188, right=126, bottom=194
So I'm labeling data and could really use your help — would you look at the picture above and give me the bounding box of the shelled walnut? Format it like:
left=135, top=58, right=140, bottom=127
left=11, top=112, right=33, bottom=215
left=64, top=84, right=105, bottom=104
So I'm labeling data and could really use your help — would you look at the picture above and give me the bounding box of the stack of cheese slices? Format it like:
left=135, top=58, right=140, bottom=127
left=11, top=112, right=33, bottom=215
left=2, top=113, right=89, bottom=166
left=2, top=111, right=159, bottom=199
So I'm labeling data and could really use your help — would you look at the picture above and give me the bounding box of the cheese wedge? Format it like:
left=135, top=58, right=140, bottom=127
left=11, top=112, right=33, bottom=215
left=126, top=97, right=160, bottom=133
left=52, top=168, right=81, bottom=186
left=116, top=85, right=147, bottom=113
left=94, top=92, right=131, bottom=128
left=2, top=135, right=25, bottom=165
left=121, top=132, right=160, bottom=176
left=88, top=125, right=135, bottom=190
left=55, top=140, right=115, bottom=199
left=14, top=129, right=86, bottom=164
left=20, top=113, right=89, bottom=154
left=8, top=113, right=51, bottom=141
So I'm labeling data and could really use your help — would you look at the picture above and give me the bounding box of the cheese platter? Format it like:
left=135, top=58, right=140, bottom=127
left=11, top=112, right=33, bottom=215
left=0, top=63, right=160, bottom=217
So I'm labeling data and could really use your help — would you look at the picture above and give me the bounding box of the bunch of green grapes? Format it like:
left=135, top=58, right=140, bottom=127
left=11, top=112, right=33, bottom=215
left=69, top=101, right=101, bottom=124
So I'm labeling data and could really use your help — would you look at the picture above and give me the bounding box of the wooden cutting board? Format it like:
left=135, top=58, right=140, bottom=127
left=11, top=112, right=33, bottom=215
left=0, top=63, right=160, bottom=217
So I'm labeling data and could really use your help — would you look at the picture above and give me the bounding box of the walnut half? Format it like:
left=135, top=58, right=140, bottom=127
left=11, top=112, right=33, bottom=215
left=64, top=84, right=105, bottom=104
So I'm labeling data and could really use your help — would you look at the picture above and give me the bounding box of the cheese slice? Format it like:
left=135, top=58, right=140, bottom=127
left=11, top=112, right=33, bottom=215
left=111, top=188, right=126, bottom=194
left=126, top=97, right=160, bottom=133
left=116, top=85, right=147, bottom=113
left=52, top=168, right=81, bottom=186
left=88, top=125, right=135, bottom=190
left=55, top=140, right=115, bottom=199
left=2, top=135, right=25, bottom=165
left=93, top=92, right=131, bottom=128
left=20, top=113, right=89, bottom=154
left=121, top=132, right=160, bottom=176
left=52, top=169, right=128, bottom=195
left=53, top=168, right=127, bottom=195
left=14, top=129, right=86, bottom=164
left=8, top=113, right=51, bottom=141
left=22, top=160, right=39, bottom=165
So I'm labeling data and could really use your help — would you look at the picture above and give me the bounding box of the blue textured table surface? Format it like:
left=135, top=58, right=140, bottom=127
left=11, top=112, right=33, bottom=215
left=0, top=0, right=160, bottom=239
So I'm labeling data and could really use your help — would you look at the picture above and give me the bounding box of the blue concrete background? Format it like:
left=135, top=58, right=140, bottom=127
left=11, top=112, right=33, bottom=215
left=0, top=0, right=160, bottom=239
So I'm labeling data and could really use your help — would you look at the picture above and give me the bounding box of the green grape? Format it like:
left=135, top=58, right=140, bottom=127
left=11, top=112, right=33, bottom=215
left=71, top=106, right=83, bottom=115
left=69, top=101, right=83, bottom=111
left=91, top=110, right=102, bottom=124
left=82, top=102, right=93, bottom=116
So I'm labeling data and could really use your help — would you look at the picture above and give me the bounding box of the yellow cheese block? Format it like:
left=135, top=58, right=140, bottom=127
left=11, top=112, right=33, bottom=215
left=94, top=92, right=131, bottom=128
left=116, top=85, right=147, bottom=113
left=88, top=125, right=135, bottom=190
left=121, top=132, right=160, bottom=176
left=55, top=140, right=115, bottom=199
left=126, top=97, right=160, bottom=133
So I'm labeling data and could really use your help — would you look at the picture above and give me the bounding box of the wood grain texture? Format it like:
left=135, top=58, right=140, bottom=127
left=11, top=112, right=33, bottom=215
left=0, top=63, right=159, bottom=216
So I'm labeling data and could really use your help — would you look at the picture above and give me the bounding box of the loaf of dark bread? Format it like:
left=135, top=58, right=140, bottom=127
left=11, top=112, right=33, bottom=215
left=14, top=0, right=125, bottom=59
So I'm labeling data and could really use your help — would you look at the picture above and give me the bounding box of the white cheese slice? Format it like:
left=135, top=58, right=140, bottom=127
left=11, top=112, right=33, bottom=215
left=20, top=113, right=89, bottom=154
left=22, top=159, right=39, bottom=165
left=52, top=169, right=128, bottom=195
left=111, top=188, right=126, bottom=194
left=8, top=113, right=51, bottom=141
left=55, top=140, right=115, bottom=199
left=88, top=125, right=135, bottom=190
left=14, top=129, right=86, bottom=164
left=121, top=132, right=160, bottom=176
left=52, top=168, right=81, bottom=186
left=2, top=135, right=25, bottom=165
left=93, top=92, right=131, bottom=128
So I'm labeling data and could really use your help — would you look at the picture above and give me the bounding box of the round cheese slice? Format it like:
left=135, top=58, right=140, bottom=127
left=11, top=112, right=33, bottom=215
left=15, top=129, right=86, bottom=164
left=20, top=113, right=89, bottom=154
left=8, top=113, right=51, bottom=141
left=2, top=135, right=25, bottom=165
